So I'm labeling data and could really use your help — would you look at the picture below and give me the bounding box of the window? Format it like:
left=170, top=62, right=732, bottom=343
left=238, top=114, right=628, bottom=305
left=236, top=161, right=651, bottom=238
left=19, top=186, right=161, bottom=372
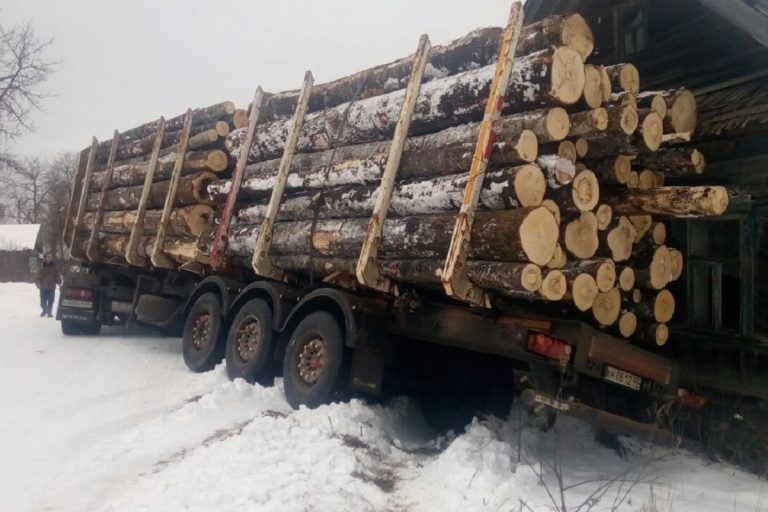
left=614, top=1, right=648, bottom=58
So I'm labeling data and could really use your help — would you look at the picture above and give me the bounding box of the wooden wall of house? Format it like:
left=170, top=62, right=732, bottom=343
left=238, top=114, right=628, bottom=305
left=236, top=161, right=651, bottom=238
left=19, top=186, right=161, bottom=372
left=0, top=251, right=38, bottom=283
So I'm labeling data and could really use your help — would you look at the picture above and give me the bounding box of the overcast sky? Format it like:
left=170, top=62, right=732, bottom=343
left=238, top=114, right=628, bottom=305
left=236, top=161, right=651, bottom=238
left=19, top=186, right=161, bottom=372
left=3, top=0, right=513, bottom=158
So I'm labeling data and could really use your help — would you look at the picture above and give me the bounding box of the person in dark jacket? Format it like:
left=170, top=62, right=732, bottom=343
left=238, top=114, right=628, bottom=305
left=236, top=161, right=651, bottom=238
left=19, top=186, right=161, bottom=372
left=36, top=253, right=61, bottom=317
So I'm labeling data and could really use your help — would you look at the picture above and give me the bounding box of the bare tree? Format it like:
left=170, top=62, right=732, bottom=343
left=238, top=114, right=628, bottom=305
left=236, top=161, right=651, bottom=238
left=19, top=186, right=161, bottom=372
left=1, top=156, right=49, bottom=223
left=42, top=151, right=76, bottom=256
left=0, top=21, right=55, bottom=144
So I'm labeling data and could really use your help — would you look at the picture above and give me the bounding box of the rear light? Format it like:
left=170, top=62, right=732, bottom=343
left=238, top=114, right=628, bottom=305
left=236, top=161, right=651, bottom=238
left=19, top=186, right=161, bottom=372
left=677, top=388, right=708, bottom=409
left=527, top=332, right=572, bottom=365
left=64, top=288, right=93, bottom=300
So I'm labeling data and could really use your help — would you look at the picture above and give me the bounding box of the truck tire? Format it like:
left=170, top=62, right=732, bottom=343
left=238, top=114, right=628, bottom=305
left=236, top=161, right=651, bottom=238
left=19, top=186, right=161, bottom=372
left=225, top=299, right=275, bottom=384
left=136, top=294, right=182, bottom=325
left=182, top=293, right=225, bottom=372
left=282, top=311, right=348, bottom=409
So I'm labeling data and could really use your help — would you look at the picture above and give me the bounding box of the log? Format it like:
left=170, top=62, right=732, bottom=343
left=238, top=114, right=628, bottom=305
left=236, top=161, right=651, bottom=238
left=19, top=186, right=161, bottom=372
left=540, top=270, right=567, bottom=301
left=634, top=245, right=672, bottom=290
left=617, top=311, right=638, bottom=338
left=605, top=63, right=640, bottom=95
left=74, top=233, right=206, bottom=265
left=629, top=215, right=652, bottom=242
left=82, top=205, right=213, bottom=237
left=596, top=204, right=613, bottom=231
left=571, top=170, right=600, bottom=211
left=91, top=149, right=229, bottom=190
left=562, top=211, right=599, bottom=259
left=541, top=199, right=561, bottom=225
left=86, top=172, right=219, bottom=211
left=258, top=27, right=505, bottom=121
left=232, top=109, right=249, bottom=129
left=546, top=243, right=567, bottom=269
left=637, top=148, right=705, bottom=176
left=517, top=13, right=594, bottom=62
left=669, top=249, right=684, bottom=282
left=605, top=100, right=638, bottom=135
left=94, top=122, right=229, bottom=163
left=638, top=112, right=663, bottom=152
left=637, top=323, right=669, bottom=346
left=560, top=259, right=615, bottom=293
left=606, top=186, right=729, bottom=217
left=634, top=289, right=675, bottom=324
left=501, top=107, right=569, bottom=143
left=617, top=266, right=635, bottom=292
left=574, top=138, right=588, bottom=158
left=637, top=169, right=660, bottom=189
left=586, top=155, right=632, bottom=185
left=662, top=89, right=697, bottom=133
left=226, top=47, right=586, bottom=163
left=563, top=273, right=598, bottom=312
left=582, top=64, right=607, bottom=109
left=592, top=288, right=621, bottom=326
left=236, top=165, right=546, bottom=223
left=96, top=101, right=236, bottom=148
left=225, top=206, right=560, bottom=266
left=568, top=108, right=608, bottom=137
left=218, top=121, right=540, bottom=199
left=598, top=216, right=636, bottom=262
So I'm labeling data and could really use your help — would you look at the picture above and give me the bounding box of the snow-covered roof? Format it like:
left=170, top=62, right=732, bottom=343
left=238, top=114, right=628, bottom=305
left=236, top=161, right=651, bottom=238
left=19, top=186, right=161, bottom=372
left=0, top=224, right=41, bottom=251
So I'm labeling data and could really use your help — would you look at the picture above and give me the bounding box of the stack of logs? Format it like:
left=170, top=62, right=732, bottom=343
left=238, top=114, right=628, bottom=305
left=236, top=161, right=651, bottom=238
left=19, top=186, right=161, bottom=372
left=72, top=101, right=247, bottom=262
left=76, top=14, right=729, bottom=347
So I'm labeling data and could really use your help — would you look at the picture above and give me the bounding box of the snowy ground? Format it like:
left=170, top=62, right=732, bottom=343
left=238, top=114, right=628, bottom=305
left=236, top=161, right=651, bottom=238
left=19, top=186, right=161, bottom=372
left=0, top=282, right=766, bottom=512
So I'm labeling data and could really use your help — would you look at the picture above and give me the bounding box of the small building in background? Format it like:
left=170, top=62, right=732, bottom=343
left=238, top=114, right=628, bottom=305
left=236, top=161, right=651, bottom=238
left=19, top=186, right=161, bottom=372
left=0, top=224, right=42, bottom=283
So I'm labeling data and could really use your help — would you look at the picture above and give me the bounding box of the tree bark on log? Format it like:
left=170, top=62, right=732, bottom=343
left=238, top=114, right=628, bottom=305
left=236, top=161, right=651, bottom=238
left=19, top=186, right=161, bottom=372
left=91, top=149, right=229, bottom=190
left=636, top=92, right=667, bottom=119
left=86, top=172, right=219, bottom=211
left=517, top=14, right=594, bottom=62
left=633, top=289, right=675, bottom=324
left=637, top=148, right=705, bottom=176
left=236, top=164, right=545, bottom=223
left=586, top=155, right=632, bottom=185
left=605, top=63, right=640, bottom=95
left=498, top=107, right=569, bottom=144
left=73, top=233, right=206, bottom=265
left=259, top=27, right=504, bottom=121
left=636, top=322, right=669, bottom=346
left=226, top=47, right=586, bottom=163
left=606, top=186, right=729, bottom=217
left=537, top=155, right=575, bottom=188
left=561, top=259, right=616, bottom=293
left=96, top=101, right=236, bottom=149
left=223, top=206, right=559, bottom=266
left=568, top=108, right=608, bottom=137
left=82, top=205, right=214, bottom=237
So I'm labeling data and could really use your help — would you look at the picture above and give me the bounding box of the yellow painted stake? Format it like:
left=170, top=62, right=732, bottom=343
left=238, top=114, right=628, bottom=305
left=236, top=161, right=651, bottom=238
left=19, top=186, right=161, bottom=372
left=441, top=2, right=524, bottom=307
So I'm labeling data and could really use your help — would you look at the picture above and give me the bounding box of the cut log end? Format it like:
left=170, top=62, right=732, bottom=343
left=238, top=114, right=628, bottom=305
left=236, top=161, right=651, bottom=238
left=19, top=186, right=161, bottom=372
left=574, top=138, right=588, bottom=158
left=540, top=199, right=561, bottom=225
left=571, top=170, right=600, bottom=211
left=619, top=105, right=639, bottom=135
left=668, top=89, right=697, bottom=133
left=564, top=211, right=598, bottom=259
left=592, top=108, right=609, bottom=131
left=615, top=63, right=640, bottom=95
left=596, top=204, right=613, bottom=231
left=632, top=289, right=643, bottom=304
left=583, top=65, right=606, bottom=109
left=546, top=108, right=570, bottom=141
left=606, top=216, right=637, bottom=262
left=650, top=94, right=668, bottom=119
left=187, top=205, right=216, bottom=237
left=630, top=215, right=652, bottom=242
left=595, top=260, right=617, bottom=293
left=207, top=150, right=230, bottom=172
left=638, top=169, right=659, bottom=190
left=550, top=46, right=587, bottom=105
left=540, top=270, right=567, bottom=301
left=520, top=206, right=560, bottom=266
left=546, top=243, right=567, bottom=269
left=618, top=311, right=638, bottom=338
left=641, top=112, right=663, bottom=152
left=570, top=273, right=598, bottom=312
left=515, top=129, right=540, bottom=163
left=515, top=164, right=547, bottom=207
left=558, top=140, right=577, bottom=163
left=191, top=172, right=221, bottom=205
left=652, top=222, right=667, bottom=245
left=691, top=149, right=706, bottom=174
left=618, top=267, right=636, bottom=291
left=649, top=245, right=672, bottom=290
left=521, top=263, right=543, bottom=292
left=592, top=288, right=621, bottom=326
left=561, top=13, right=595, bottom=62
left=654, top=289, right=675, bottom=323
left=669, top=248, right=684, bottom=281
left=647, top=323, right=669, bottom=346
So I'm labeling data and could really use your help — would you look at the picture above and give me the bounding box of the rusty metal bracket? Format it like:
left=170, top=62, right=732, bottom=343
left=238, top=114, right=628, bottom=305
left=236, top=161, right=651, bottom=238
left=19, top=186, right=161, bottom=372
left=126, top=117, right=166, bottom=267
left=355, top=34, right=431, bottom=295
left=69, top=138, right=99, bottom=260
left=210, top=87, right=265, bottom=271
left=441, top=2, right=523, bottom=307
left=151, top=110, right=193, bottom=269
left=86, top=131, right=121, bottom=262
left=62, top=148, right=89, bottom=254
left=252, top=71, right=314, bottom=281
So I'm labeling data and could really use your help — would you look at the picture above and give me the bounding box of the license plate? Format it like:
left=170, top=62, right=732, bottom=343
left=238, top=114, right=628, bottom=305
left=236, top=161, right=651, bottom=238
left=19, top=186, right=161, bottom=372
left=61, top=299, right=93, bottom=309
left=603, top=365, right=642, bottom=390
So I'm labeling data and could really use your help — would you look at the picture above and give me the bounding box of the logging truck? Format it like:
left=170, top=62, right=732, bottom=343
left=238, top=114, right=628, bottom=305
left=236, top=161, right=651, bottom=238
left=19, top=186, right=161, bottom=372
left=56, top=5, right=726, bottom=444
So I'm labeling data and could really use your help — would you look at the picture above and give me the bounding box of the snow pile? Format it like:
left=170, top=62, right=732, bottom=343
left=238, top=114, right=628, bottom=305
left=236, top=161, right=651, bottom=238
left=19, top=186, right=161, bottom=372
left=0, top=223, right=40, bottom=251
left=1, top=283, right=766, bottom=512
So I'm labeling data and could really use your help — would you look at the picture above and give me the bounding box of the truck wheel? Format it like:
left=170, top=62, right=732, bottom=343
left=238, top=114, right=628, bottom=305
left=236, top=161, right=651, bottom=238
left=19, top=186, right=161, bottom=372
left=282, top=311, right=348, bottom=409
left=225, top=299, right=274, bottom=384
left=182, top=293, right=225, bottom=372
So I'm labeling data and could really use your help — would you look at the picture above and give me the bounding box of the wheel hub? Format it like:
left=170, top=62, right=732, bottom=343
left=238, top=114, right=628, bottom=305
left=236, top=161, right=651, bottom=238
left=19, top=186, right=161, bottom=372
left=192, top=314, right=211, bottom=349
left=297, top=337, right=327, bottom=385
left=235, top=316, right=261, bottom=362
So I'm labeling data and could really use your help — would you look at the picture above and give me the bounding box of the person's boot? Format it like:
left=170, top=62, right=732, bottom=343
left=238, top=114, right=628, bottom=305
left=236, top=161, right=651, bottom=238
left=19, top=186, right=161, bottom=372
left=40, top=310, right=46, bottom=317
left=47, top=312, right=53, bottom=318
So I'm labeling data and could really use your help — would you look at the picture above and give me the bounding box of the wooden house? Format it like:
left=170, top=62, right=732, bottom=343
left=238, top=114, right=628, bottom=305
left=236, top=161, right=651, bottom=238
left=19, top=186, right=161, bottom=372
left=0, top=224, right=42, bottom=283
left=524, top=0, right=768, bottom=397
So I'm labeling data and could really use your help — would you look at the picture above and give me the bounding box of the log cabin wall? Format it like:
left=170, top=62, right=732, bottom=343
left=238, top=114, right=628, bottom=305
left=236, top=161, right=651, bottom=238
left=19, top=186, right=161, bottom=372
left=526, top=0, right=768, bottom=346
